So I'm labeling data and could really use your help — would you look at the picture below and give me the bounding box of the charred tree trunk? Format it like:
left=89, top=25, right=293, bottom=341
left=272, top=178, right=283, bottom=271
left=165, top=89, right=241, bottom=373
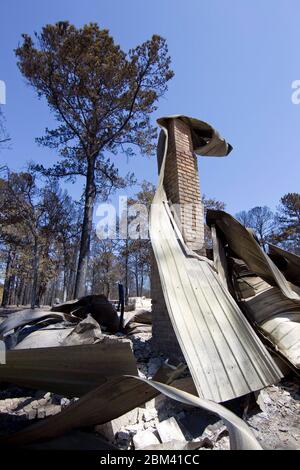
left=91, top=262, right=96, bottom=294
left=62, top=241, right=68, bottom=302
left=31, top=236, right=39, bottom=308
left=124, top=239, right=129, bottom=305
left=8, top=274, right=16, bottom=305
left=2, top=249, right=15, bottom=307
left=51, top=276, right=60, bottom=304
left=140, top=266, right=144, bottom=297
left=21, top=282, right=28, bottom=306
left=67, top=267, right=76, bottom=300
left=63, top=262, right=68, bottom=303
left=74, top=158, right=96, bottom=299
left=9, top=274, right=18, bottom=305
left=105, top=282, right=110, bottom=299
left=134, top=268, right=139, bottom=297
left=17, top=278, right=25, bottom=306
left=49, top=280, right=56, bottom=306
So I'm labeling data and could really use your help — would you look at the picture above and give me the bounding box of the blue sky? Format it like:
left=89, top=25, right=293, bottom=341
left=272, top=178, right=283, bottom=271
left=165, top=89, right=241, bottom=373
left=0, top=0, right=299, bottom=215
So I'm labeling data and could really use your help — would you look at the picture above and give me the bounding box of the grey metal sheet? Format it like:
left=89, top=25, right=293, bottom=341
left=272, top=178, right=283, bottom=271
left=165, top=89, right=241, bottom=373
left=208, top=211, right=300, bottom=369
left=0, top=309, right=65, bottom=339
left=0, top=342, right=138, bottom=396
left=13, top=326, right=73, bottom=349
left=207, top=210, right=299, bottom=300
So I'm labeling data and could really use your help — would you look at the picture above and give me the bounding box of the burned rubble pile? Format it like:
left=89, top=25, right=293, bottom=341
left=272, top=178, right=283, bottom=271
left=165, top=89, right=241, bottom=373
left=0, top=298, right=204, bottom=450
left=0, top=116, right=299, bottom=451
left=0, top=291, right=299, bottom=451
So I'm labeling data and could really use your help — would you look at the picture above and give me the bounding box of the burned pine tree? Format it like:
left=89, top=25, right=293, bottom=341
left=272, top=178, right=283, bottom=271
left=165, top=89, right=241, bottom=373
left=16, top=22, right=174, bottom=298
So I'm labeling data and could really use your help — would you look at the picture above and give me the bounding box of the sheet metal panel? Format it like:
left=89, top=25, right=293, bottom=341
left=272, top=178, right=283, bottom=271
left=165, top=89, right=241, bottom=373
left=150, top=116, right=282, bottom=402
left=208, top=211, right=300, bottom=369
left=0, top=342, right=138, bottom=396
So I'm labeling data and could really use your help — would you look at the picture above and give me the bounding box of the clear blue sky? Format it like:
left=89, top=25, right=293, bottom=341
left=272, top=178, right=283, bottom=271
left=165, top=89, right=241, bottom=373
left=0, top=0, right=299, bottom=214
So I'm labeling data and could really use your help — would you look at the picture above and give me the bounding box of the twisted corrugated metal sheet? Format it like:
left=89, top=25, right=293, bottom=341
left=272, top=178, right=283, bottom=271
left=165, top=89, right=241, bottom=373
left=269, top=243, right=300, bottom=287
left=207, top=210, right=300, bottom=369
left=149, top=116, right=282, bottom=402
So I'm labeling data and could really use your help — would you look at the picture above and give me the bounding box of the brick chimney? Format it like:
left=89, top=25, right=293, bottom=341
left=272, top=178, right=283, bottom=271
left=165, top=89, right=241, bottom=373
left=151, top=118, right=205, bottom=361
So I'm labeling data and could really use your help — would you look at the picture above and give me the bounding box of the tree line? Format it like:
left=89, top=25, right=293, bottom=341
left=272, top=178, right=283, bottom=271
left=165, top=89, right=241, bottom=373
left=236, top=196, right=300, bottom=254
left=1, top=177, right=298, bottom=308
left=0, top=167, right=155, bottom=307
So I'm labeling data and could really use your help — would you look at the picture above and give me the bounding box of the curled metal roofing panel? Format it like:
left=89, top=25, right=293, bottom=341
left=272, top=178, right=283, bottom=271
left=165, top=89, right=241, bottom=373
left=207, top=210, right=299, bottom=301
left=0, top=309, right=65, bottom=339
left=207, top=210, right=300, bottom=369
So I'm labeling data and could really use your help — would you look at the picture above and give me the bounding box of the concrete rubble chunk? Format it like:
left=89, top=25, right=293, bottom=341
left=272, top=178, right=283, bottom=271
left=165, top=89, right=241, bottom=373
left=142, top=408, right=157, bottom=422
left=60, top=398, right=70, bottom=407
left=156, top=417, right=186, bottom=443
left=133, top=430, right=160, bottom=450
left=124, top=424, right=141, bottom=435
left=45, top=404, right=61, bottom=417
left=144, top=423, right=156, bottom=432
left=37, top=408, right=46, bottom=419
left=96, top=408, right=139, bottom=442
left=145, top=398, right=156, bottom=410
